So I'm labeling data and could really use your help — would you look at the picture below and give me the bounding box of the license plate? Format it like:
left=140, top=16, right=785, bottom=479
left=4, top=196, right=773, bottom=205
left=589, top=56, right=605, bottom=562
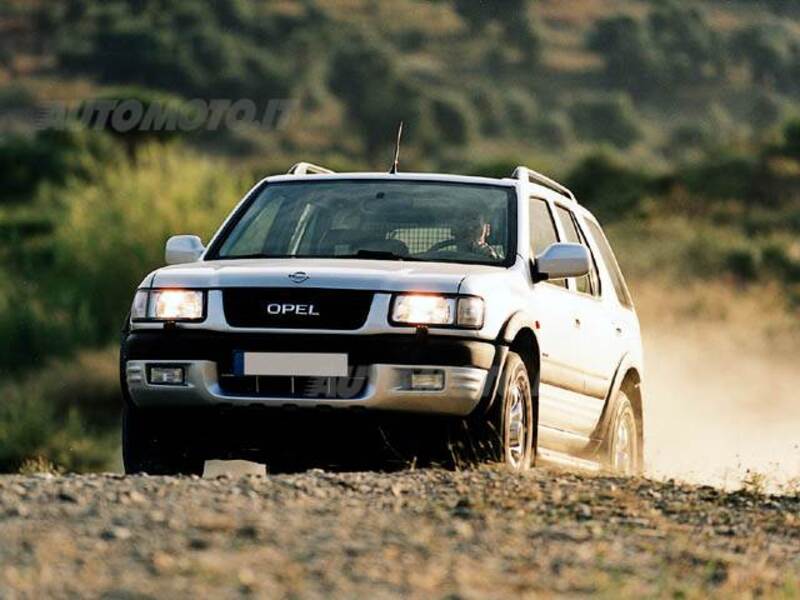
left=234, top=352, right=348, bottom=377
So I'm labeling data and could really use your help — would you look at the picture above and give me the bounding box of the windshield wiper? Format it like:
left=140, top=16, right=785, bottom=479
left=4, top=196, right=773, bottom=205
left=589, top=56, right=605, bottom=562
left=215, top=251, right=420, bottom=261
left=215, top=254, right=298, bottom=260
left=347, top=249, right=414, bottom=261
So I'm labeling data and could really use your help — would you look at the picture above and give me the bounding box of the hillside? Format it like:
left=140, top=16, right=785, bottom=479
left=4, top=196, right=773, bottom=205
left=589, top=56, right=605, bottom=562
left=2, top=0, right=800, bottom=170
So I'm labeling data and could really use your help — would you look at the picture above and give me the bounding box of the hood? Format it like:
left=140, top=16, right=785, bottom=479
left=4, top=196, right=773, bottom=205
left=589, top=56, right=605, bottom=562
left=149, top=258, right=505, bottom=294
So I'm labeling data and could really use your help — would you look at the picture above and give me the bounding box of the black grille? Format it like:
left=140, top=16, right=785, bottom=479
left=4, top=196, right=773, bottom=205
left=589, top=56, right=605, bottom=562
left=223, top=288, right=373, bottom=330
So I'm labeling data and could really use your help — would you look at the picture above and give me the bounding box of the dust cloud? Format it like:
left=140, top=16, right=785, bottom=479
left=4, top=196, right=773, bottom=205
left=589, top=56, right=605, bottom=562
left=641, top=307, right=800, bottom=492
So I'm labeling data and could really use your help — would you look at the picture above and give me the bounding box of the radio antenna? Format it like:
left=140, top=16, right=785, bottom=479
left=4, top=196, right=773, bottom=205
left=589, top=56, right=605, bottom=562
left=390, top=121, right=403, bottom=174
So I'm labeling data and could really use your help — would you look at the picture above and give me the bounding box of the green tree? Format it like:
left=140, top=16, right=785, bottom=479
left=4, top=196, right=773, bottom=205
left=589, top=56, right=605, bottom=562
left=430, top=93, right=477, bottom=145
left=566, top=153, right=653, bottom=220
left=454, top=0, right=540, bottom=63
left=328, top=34, right=423, bottom=154
left=729, top=24, right=796, bottom=87
left=569, top=96, right=642, bottom=149
left=588, top=16, right=661, bottom=97
left=648, top=2, right=725, bottom=84
left=54, top=1, right=289, bottom=101
left=0, top=128, right=122, bottom=203
left=589, top=4, right=724, bottom=95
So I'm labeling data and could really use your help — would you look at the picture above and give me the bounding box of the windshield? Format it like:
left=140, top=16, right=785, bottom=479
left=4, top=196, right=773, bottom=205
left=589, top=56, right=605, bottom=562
left=211, top=180, right=516, bottom=265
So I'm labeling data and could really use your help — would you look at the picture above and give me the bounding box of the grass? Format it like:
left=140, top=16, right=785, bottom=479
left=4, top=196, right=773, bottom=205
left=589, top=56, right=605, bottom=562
left=0, top=347, right=121, bottom=473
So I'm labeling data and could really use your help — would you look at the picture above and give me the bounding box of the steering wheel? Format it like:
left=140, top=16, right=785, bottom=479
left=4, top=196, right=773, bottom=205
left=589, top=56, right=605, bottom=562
left=427, top=238, right=458, bottom=253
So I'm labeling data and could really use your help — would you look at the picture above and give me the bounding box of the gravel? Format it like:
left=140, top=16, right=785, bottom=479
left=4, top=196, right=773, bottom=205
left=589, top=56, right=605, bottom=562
left=0, top=466, right=798, bottom=598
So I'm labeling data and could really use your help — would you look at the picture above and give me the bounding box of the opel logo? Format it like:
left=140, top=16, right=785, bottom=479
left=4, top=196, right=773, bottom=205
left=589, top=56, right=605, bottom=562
left=288, top=271, right=310, bottom=284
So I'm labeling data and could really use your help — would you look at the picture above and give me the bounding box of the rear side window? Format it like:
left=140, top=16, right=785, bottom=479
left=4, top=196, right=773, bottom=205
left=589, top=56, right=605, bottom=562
left=584, top=219, right=634, bottom=308
left=554, top=205, right=599, bottom=296
left=529, top=198, right=565, bottom=288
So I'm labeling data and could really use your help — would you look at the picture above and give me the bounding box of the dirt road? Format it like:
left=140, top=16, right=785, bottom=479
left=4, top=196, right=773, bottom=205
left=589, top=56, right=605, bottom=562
left=1, top=467, right=798, bottom=598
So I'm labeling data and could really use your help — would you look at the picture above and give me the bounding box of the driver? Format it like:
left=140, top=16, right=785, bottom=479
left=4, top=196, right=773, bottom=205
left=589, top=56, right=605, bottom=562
left=452, top=208, right=499, bottom=259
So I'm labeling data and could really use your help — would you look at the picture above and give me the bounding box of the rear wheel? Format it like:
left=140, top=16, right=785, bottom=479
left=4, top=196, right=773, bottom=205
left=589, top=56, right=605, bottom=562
left=122, top=404, right=205, bottom=476
left=605, top=390, right=642, bottom=476
left=474, top=352, right=535, bottom=470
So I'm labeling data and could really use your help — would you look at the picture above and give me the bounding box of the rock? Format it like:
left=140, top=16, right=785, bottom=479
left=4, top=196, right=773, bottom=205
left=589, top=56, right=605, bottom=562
left=188, top=537, right=210, bottom=550
left=101, top=527, right=132, bottom=541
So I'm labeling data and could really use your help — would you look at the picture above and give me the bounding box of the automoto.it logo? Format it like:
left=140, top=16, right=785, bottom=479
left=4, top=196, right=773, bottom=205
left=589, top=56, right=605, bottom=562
left=32, top=98, right=297, bottom=132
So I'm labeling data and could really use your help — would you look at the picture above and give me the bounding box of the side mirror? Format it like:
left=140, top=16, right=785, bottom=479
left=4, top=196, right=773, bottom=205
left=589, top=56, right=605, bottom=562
left=165, top=235, right=205, bottom=265
left=532, top=242, right=590, bottom=282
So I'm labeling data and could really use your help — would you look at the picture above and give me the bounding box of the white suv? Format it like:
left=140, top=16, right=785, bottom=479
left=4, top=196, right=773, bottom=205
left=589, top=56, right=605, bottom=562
left=120, top=163, right=644, bottom=475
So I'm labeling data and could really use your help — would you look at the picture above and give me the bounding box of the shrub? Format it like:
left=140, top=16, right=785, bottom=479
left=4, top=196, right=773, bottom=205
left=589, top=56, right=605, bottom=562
left=680, top=154, right=757, bottom=200
left=532, top=113, right=571, bottom=148
left=762, top=243, right=800, bottom=282
left=54, top=1, right=290, bottom=101
left=587, top=15, right=662, bottom=97
left=0, top=128, right=122, bottom=203
left=430, top=93, right=477, bottom=145
left=0, top=83, right=36, bottom=110
left=80, top=87, right=196, bottom=152
left=471, top=87, right=507, bottom=136
left=328, top=32, right=424, bottom=154
left=668, top=122, right=713, bottom=153
left=504, top=88, right=538, bottom=128
left=566, top=153, right=653, bottom=219
left=467, top=159, right=524, bottom=179
left=647, top=2, right=725, bottom=84
left=0, top=284, right=78, bottom=371
left=0, top=348, right=120, bottom=473
left=781, top=119, right=800, bottom=159
left=453, top=0, right=540, bottom=63
left=748, top=92, right=784, bottom=132
left=569, top=96, right=642, bottom=149
left=728, top=24, right=798, bottom=88
left=49, top=144, right=248, bottom=342
left=589, top=4, right=724, bottom=95
left=724, top=247, right=760, bottom=282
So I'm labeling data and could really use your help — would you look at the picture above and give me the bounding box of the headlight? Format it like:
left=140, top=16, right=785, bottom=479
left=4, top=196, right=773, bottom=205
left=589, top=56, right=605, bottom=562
left=391, top=294, right=484, bottom=329
left=392, top=294, right=455, bottom=326
left=131, top=289, right=205, bottom=321
left=456, top=296, right=485, bottom=329
left=130, top=290, right=149, bottom=320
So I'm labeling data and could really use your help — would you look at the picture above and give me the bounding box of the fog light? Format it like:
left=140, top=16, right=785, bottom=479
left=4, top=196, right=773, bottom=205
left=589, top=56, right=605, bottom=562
left=149, top=366, right=185, bottom=385
left=408, top=369, right=445, bottom=391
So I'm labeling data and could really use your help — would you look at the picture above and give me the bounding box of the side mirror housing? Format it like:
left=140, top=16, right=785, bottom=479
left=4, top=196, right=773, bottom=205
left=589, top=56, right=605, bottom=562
left=532, top=242, right=590, bottom=282
left=165, top=235, right=205, bottom=265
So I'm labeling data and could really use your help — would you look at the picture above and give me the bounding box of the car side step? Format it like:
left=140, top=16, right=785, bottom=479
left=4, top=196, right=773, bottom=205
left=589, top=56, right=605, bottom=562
left=537, top=448, right=602, bottom=473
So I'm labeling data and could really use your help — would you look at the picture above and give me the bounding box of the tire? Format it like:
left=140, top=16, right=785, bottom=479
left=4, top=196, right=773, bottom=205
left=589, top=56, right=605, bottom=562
left=605, top=390, right=642, bottom=476
left=122, top=404, right=205, bottom=476
left=473, top=351, right=535, bottom=471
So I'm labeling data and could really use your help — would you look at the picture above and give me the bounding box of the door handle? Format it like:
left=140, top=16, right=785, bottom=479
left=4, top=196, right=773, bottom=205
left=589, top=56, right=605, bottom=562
left=574, top=317, right=581, bottom=328
left=615, top=326, right=623, bottom=336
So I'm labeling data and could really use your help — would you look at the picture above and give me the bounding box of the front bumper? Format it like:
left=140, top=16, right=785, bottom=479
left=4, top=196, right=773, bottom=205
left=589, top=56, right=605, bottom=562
left=126, top=360, right=487, bottom=415
left=122, top=331, right=498, bottom=416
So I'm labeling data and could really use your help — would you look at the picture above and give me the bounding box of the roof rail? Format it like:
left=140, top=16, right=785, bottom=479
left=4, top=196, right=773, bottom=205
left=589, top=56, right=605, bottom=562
left=288, top=162, right=335, bottom=175
left=512, top=166, right=576, bottom=203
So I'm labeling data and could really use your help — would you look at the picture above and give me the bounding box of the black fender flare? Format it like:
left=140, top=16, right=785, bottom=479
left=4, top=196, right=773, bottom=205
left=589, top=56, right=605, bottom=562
left=588, top=352, right=642, bottom=454
left=472, top=311, right=541, bottom=416
left=498, top=310, right=540, bottom=345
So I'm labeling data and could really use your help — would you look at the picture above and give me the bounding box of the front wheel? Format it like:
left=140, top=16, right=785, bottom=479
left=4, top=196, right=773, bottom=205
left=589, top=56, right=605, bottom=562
left=122, top=404, right=205, bottom=476
left=473, top=351, right=535, bottom=470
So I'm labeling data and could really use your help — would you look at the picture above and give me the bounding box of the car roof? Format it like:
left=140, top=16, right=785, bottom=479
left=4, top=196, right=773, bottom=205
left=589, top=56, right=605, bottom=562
left=263, top=171, right=518, bottom=187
